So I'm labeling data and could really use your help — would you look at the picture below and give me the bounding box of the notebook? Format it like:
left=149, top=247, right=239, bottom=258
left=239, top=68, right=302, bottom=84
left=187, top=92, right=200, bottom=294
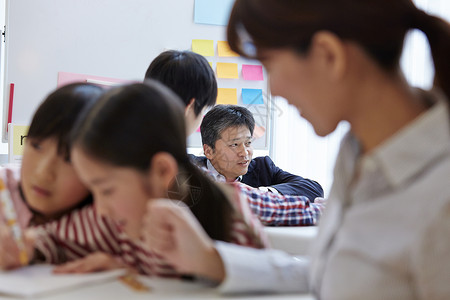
left=0, top=264, right=125, bottom=298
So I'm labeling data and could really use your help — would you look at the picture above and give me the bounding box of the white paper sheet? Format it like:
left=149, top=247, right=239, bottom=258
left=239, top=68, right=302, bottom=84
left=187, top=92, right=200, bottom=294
left=0, top=264, right=125, bottom=298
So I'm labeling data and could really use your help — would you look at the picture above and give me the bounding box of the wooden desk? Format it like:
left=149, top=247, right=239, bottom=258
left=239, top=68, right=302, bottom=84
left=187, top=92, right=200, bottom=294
left=0, top=276, right=314, bottom=300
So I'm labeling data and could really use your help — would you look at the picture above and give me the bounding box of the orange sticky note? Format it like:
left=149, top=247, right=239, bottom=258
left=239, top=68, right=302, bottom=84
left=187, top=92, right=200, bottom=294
left=217, top=88, right=237, bottom=104
left=216, top=63, right=238, bottom=79
left=217, top=41, right=239, bottom=57
left=192, top=39, right=214, bottom=56
left=253, top=125, right=266, bottom=139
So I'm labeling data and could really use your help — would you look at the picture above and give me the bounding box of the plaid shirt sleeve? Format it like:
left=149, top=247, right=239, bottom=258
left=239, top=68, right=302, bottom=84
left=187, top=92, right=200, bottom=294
left=232, top=182, right=325, bottom=226
left=226, top=184, right=270, bottom=249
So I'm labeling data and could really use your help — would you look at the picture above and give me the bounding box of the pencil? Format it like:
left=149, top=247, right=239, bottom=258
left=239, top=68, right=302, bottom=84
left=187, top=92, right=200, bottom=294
left=0, top=178, right=28, bottom=265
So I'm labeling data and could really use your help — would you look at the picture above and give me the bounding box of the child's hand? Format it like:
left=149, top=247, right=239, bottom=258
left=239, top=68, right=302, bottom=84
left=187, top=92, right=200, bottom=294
left=5, top=169, right=32, bottom=227
left=53, top=252, right=129, bottom=274
left=142, top=199, right=225, bottom=282
left=0, top=227, right=35, bottom=270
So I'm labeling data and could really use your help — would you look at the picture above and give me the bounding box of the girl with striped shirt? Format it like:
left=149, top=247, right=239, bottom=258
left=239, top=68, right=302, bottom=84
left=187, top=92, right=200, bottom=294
left=1, top=81, right=268, bottom=276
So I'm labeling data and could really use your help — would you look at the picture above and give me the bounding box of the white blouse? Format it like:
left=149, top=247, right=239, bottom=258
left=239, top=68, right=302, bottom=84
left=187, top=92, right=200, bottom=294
left=217, top=91, right=450, bottom=299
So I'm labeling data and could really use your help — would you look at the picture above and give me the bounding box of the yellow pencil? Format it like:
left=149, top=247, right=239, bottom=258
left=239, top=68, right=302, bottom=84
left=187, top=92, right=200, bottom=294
left=0, top=178, right=28, bottom=265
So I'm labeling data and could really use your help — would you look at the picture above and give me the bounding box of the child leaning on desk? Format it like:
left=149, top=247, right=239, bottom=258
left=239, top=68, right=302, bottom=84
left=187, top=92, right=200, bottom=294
left=0, top=83, right=136, bottom=271
left=0, top=81, right=268, bottom=275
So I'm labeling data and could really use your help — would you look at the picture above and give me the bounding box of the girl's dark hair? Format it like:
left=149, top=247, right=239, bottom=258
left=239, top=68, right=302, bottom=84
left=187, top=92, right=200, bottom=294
left=25, top=83, right=104, bottom=223
left=71, top=80, right=232, bottom=242
left=144, top=50, right=217, bottom=116
left=227, top=0, right=450, bottom=102
left=28, top=83, right=104, bottom=160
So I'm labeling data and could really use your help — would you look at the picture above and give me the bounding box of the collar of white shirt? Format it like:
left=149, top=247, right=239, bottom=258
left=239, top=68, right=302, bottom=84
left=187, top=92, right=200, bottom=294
left=206, top=159, right=242, bottom=183
left=334, top=88, right=450, bottom=204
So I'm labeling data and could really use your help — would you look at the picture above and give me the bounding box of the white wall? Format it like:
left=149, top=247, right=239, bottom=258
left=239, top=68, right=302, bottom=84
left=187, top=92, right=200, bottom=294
left=0, top=0, right=7, bottom=159
left=1, top=0, right=271, bottom=157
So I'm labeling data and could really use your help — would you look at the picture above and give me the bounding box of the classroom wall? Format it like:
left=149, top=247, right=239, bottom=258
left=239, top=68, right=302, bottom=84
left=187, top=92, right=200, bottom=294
left=0, top=0, right=7, bottom=158
left=1, top=0, right=271, bottom=156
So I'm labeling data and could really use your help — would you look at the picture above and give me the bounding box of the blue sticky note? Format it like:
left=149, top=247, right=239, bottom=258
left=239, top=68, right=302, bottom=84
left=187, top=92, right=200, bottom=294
left=242, top=89, right=264, bottom=105
left=194, top=0, right=235, bottom=26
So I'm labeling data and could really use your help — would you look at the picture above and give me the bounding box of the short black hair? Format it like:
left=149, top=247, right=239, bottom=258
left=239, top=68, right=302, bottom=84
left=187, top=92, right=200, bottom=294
left=27, top=83, right=103, bottom=161
left=200, top=105, right=255, bottom=149
left=144, top=50, right=217, bottom=116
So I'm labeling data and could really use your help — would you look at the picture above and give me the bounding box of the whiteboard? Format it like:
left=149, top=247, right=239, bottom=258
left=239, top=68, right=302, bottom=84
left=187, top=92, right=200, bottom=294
left=2, top=0, right=272, bottom=149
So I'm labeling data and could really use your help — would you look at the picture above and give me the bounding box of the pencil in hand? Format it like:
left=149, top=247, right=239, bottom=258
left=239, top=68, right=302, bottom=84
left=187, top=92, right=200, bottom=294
left=0, top=178, right=29, bottom=266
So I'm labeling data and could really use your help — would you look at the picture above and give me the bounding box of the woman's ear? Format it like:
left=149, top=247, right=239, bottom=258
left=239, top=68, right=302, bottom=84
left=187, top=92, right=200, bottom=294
left=148, top=152, right=179, bottom=194
left=310, top=31, right=347, bottom=81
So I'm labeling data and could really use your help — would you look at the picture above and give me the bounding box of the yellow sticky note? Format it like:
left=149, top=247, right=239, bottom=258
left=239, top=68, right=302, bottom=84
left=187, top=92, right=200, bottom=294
left=217, top=41, right=239, bottom=57
left=11, top=125, right=29, bottom=156
left=216, top=63, right=238, bottom=79
left=192, top=39, right=214, bottom=56
left=209, top=62, right=213, bottom=68
left=217, top=88, right=237, bottom=105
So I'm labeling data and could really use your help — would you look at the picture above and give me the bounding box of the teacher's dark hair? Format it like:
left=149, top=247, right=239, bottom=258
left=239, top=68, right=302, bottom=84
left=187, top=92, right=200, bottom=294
left=200, top=105, right=255, bottom=149
left=227, top=0, right=450, bottom=102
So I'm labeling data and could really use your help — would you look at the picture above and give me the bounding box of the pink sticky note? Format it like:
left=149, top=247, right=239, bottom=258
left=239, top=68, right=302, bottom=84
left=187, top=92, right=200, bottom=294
left=57, top=72, right=131, bottom=88
left=242, top=65, right=264, bottom=81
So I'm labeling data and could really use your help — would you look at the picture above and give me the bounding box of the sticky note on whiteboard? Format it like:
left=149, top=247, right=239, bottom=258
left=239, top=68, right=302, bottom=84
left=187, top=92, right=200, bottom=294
left=216, top=63, right=238, bottom=79
left=194, top=0, right=234, bottom=26
left=8, top=124, right=29, bottom=164
left=253, top=125, right=266, bottom=139
left=217, top=41, right=239, bottom=57
left=242, top=88, right=264, bottom=105
left=242, top=64, right=264, bottom=81
left=217, top=88, right=237, bottom=105
left=192, top=39, right=214, bottom=56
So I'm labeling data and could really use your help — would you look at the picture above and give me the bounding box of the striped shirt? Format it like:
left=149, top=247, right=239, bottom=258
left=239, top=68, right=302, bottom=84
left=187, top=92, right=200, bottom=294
left=33, top=191, right=267, bottom=276
left=33, top=207, right=177, bottom=276
left=0, top=166, right=268, bottom=276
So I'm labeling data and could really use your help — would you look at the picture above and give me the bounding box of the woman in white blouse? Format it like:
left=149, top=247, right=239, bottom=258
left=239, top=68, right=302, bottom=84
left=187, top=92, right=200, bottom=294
left=142, top=0, right=450, bottom=299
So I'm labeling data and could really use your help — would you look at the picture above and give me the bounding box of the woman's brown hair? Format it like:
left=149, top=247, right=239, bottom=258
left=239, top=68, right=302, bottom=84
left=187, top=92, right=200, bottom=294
left=227, top=0, right=450, bottom=101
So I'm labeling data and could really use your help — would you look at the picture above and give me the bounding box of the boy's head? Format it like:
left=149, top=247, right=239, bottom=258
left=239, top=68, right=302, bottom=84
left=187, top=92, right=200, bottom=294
left=144, top=50, right=217, bottom=135
left=200, top=105, right=255, bottom=181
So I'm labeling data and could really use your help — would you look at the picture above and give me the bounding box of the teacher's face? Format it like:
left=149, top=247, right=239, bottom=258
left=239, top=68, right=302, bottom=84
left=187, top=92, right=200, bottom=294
left=204, top=125, right=253, bottom=182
